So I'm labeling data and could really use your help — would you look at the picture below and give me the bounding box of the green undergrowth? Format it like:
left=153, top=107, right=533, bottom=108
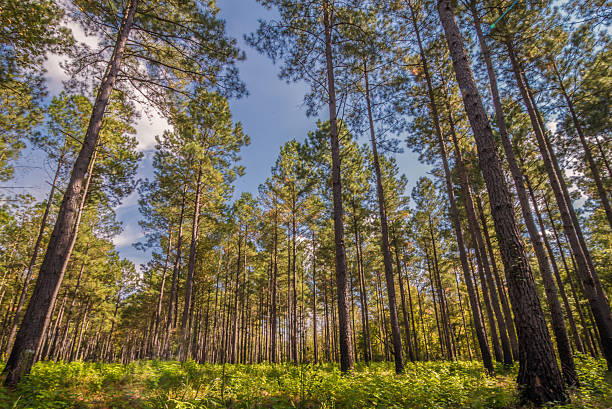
left=0, top=355, right=609, bottom=408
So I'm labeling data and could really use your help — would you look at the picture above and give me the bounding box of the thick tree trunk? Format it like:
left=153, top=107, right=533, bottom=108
left=323, top=0, right=353, bottom=373
left=506, top=40, right=612, bottom=370
left=5, top=148, right=66, bottom=356
left=437, top=0, right=566, bottom=402
left=406, top=0, right=492, bottom=373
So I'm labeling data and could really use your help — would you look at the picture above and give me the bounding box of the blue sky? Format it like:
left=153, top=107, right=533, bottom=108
left=9, top=0, right=431, bottom=270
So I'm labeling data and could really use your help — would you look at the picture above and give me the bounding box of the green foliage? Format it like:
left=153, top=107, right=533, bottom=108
left=1, top=359, right=609, bottom=408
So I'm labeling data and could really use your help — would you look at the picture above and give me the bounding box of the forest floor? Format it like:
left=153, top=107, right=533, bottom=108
left=0, top=356, right=610, bottom=409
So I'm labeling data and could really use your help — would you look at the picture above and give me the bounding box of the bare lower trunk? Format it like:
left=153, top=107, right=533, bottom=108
left=323, top=0, right=353, bottom=373
left=437, top=0, right=566, bottom=402
left=406, top=0, right=492, bottom=373
left=506, top=39, right=612, bottom=370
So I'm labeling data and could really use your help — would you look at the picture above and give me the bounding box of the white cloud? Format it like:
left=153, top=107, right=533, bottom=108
left=113, top=222, right=144, bottom=247
left=134, top=108, right=170, bottom=152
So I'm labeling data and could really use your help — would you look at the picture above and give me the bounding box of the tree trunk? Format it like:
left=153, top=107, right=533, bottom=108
left=180, top=163, right=203, bottom=358
left=505, top=39, right=612, bottom=370
left=323, top=0, right=353, bottom=373
left=437, top=0, right=566, bottom=402
left=406, top=0, right=493, bottom=373
left=364, top=65, right=404, bottom=373
left=3, top=0, right=138, bottom=385
left=551, top=61, right=612, bottom=230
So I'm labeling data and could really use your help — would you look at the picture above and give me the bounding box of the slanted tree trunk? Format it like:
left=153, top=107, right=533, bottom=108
left=551, top=61, right=612, bottom=230
left=505, top=39, right=612, bottom=370
left=323, top=0, right=353, bottom=373
left=437, top=0, right=566, bottom=402
left=3, top=0, right=138, bottom=386
left=5, top=146, right=67, bottom=356
left=405, top=0, right=493, bottom=373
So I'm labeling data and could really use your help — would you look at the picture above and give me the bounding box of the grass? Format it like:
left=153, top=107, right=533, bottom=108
left=0, top=355, right=609, bottom=408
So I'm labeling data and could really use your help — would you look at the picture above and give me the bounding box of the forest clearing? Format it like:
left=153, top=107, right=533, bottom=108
left=1, top=0, right=611, bottom=407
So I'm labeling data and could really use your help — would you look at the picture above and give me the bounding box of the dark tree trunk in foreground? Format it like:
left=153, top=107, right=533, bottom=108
left=364, top=65, right=404, bottom=373
left=437, top=0, right=566, bottom=403
left=323, top=0, right=353, bottom=373
left=406, top=0, right=493, bottom=374
left=5, top=148, right=66, bottom=356
left=506, top=40, right=612, bottom=371
left=4, top=62, right=117, bottom=385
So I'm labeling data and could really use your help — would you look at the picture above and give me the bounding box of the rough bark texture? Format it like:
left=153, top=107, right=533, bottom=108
left=437, top=0, right=566, bottom=403
left=506, top=40, right=612, bottom=370
left=406, top=0, right=493, bottom=373
left=3, top=61, right=117, bottom=385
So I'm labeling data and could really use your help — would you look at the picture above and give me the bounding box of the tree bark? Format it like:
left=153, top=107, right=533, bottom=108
left=437, top=0, right=566, bottom=402
left=405, top=0, right=493, bottom=373
left=506, top=39, right=612, bottom=370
